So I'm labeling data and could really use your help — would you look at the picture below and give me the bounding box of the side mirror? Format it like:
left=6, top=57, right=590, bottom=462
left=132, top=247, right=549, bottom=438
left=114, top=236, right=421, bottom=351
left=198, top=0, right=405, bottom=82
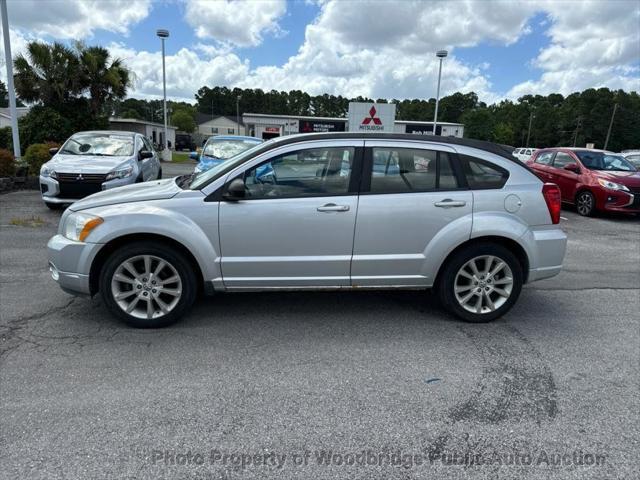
left=189, top=151, right=199, bottom=160
left=564, top=163, right=580, bottom=173
left=49, top=147, right=59, bottom=156
left=222, top=178, right=246, bottom=200
left=139, top=150, right=154, bottom=160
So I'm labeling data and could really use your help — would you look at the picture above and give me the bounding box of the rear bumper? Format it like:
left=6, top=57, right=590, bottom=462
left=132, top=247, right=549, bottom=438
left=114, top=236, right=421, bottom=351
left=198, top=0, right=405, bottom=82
left=524, top=226, right=567, bottom=283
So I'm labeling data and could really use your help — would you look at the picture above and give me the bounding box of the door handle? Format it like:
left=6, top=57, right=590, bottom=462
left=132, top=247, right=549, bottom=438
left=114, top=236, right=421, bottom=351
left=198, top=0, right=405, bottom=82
left=317, top=203, right=350, bottom=212
left=434, top=199, right=467, bottom=208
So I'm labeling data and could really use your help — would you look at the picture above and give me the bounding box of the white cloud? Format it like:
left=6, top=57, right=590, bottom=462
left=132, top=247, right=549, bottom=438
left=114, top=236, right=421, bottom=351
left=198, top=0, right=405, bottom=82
left=184, top=0, right=287, bottom=48
left=506, top=0, right=640, bottom=98
left=3, top=0, right=151, bottom=39
left=107, top=43, right=249, bottom=103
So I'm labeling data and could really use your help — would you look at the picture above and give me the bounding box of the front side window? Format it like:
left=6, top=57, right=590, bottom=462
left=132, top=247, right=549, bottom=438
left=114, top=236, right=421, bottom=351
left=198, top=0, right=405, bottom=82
left=369, top=148, right=459, bottom=193
left=553, top=152, right=574, bottom=169
left=459, top=154, right=509, bottom=189
left=241, top=147, right=354, bottom=199
left=59, top=133, right=134, bottom=157
left=535, top=152, right=554, bottom=165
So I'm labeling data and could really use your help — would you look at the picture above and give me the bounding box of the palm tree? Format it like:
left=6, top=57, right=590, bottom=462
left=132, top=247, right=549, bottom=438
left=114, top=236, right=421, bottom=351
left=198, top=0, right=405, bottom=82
left=77, top=43, right=133, bottom=118
left=13, top=42, right=83, bottom=110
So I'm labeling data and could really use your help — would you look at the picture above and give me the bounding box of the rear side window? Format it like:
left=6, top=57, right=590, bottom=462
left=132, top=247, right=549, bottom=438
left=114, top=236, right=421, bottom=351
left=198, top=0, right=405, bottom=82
left=369, top=148, right=459, bottom=193
left=553, top=152, right=574, bottom=169
left=535, top=152, right=554, bottom=165
left=458, top=154, right=509, bottom=189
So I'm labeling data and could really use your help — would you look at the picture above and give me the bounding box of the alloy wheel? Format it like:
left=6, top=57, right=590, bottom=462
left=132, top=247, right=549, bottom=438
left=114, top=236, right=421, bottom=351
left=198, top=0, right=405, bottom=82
left=110, top=255, right=182, bottom=320
left=454, top=255, right=514, bottom=314
left=577, top=192, right=593, bottom=216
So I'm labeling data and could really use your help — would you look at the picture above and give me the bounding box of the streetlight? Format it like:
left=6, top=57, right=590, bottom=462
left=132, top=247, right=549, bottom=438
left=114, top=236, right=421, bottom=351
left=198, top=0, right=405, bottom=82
left=1, top=0, right=21, bottom=160
left=433, top=49, right=448, bottom=136
left=236, top=95, right=242, bottom=135
left=156, top=28, right=169, bottom=160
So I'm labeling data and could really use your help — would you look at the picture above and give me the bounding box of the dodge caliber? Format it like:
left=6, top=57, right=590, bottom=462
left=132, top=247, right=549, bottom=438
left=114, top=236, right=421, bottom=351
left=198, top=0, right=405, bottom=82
left=40, top=131, right=162, bottom=209
left=47, top=133, right=567, bottom=327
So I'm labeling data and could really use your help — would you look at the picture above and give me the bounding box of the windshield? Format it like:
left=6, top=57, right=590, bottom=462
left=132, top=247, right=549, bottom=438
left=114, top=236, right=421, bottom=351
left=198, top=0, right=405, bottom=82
left=189, top=141, right=266, bottom=190
left=59, top=133, right=134, bottom=157
left=575, top=151, right=637, bottom=172
left=202, top=138, right=261, bottom=160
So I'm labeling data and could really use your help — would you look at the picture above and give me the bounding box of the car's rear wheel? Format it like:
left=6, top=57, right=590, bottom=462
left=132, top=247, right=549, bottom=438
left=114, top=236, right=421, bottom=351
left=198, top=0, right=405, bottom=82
left=576, top=190, right=595, bottom=216
left=99, top=242, right=197, bottom=328
left=437, top=243, right=523, bottom=323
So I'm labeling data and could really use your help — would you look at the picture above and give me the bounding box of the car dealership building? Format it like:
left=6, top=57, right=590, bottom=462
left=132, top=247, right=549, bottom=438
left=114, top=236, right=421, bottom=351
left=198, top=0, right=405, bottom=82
left=241, top=103, right=465, bottom=140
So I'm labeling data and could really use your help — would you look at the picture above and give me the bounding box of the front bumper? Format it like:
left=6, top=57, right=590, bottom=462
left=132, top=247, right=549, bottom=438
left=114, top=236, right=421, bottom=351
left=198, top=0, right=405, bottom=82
left=47, top=234, right=104, bottom=296
left=598, top=190, right=640, bottom=214
left=40, top=175, right=135, bottom=204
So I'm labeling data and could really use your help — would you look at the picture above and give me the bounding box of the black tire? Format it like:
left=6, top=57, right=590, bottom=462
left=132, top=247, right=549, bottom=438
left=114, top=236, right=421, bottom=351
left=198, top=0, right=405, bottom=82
left=437, top=243, right=523, bottom=323
left=575, top=190, right=595, bottom=216
left=99, top=241, right=197, bottom=328
left=45, top=202, right=63, bottom=210
left=157, top=168, right=163, bottom=180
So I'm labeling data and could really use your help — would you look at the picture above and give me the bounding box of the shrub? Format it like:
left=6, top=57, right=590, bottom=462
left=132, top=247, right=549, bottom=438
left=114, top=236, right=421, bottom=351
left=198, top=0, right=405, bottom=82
left=18, top=106, right=73, bottom=151
left=0, top=126, right=12, bottom=150
left=24, top=143, right=54, bottom=175
left=0, top=148, right=16, bottom=177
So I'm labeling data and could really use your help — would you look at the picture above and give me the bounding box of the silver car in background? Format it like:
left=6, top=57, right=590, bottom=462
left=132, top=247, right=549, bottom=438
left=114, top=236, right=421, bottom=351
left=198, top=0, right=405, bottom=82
left=47, top=133, right=567, bottom=327
left=40, top=131, right=162, bottom=209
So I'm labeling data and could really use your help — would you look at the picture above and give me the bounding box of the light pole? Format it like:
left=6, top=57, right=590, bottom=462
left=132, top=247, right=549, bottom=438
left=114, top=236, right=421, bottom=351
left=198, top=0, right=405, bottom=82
left=432, top=49, right=447, bottom=136
left=236, top=95, right=241, bottom=135
left=1, top=0, right=21, bottom=160
left=526, top=110, right=534, bottom=146
left=156, top=28, right=170, bottom=160
left=603, top=103, right=618, bottom=150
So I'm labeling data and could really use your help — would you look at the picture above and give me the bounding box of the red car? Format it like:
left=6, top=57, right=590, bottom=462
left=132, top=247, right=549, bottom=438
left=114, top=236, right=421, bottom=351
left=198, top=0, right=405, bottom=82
left=527, top=148, right=640, bottom=216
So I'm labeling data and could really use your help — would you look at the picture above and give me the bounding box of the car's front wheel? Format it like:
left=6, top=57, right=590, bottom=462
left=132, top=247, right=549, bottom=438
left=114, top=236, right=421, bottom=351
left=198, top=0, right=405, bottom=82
left=576, top=190, right=595, bottom=216
left=437, top=243, right=523, bottom=323
left=99, top=242, right=197, bottom=328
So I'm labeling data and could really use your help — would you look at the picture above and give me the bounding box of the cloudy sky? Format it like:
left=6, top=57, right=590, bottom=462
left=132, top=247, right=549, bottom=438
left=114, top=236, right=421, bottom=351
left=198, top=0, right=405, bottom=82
left=1, top=0, right=639, bottom=104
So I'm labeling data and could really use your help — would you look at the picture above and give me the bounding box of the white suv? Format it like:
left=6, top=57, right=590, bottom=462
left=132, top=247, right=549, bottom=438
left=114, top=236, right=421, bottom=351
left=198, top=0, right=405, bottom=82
left=513, top=147, right=537, bottom=162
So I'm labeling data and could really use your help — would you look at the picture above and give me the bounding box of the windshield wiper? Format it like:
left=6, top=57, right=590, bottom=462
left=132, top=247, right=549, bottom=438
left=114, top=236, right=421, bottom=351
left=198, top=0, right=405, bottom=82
left=59, top=149, right=77, bottom=155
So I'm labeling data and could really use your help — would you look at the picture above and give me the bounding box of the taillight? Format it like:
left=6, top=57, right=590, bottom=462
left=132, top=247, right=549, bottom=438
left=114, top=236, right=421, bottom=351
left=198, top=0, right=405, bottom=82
left=542, top=183, right=561, bottom=224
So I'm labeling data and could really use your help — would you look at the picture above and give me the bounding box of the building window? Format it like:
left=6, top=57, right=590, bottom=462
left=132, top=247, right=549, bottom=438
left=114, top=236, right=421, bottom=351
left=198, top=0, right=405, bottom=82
left=228, top=128, right=234, bottom=134
left=211, top=127, right=218, bottom=134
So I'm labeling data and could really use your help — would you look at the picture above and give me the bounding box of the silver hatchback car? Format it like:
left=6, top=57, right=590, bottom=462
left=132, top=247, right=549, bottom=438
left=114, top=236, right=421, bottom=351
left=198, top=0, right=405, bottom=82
left=40, top=131, right=162, bottom=209
left=47, top=133, right=567, bottom=327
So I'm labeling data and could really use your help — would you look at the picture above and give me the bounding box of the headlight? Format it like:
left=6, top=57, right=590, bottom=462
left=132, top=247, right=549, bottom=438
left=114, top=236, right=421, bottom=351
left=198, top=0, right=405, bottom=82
left=63, top=212, right=103, bottom=242
left=105, top=165, right=134, bottom=181
left=598, top=178, right=629, bottom=192
left=40, top=165, right=57, bottom=179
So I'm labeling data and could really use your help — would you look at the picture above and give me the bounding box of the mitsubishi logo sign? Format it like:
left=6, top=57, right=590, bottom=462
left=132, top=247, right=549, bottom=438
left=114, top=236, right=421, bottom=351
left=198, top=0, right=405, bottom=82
left=362, top=106, right=382, bottom=126
left=76, top=174, right=84, bottom=181
left=348, top=102, right=396, bottom=132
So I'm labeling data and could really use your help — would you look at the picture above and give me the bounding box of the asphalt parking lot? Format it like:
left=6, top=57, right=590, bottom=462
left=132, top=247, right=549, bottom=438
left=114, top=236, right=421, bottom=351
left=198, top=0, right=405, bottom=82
left=1, top=168, right=638, bottom=479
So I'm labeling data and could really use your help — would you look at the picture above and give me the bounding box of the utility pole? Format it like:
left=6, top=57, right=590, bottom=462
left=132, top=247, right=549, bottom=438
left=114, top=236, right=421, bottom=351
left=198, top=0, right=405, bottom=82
left=156, top=29, right=170, bottom=160
left=525, top=110, right=534, bottom=146
left=572, top=116, right=583, bottom=147
left=1, top=0, right=21, bottom=160
left=236, top=95, right=241, bottom=135
left=433, top=50, right=448, bottom=135
left=603, top=103, right=618, bottom=151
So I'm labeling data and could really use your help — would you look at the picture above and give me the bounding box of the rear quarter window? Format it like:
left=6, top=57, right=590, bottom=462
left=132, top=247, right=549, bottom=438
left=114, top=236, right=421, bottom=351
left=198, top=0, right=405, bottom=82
left=459, top=154, right=509, bottom=189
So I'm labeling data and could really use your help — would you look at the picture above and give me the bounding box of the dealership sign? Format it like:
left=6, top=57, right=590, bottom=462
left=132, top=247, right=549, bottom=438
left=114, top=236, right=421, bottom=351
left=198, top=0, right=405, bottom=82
left=348, top=102, right=396, bottom=132
left=299, top=120, right=346, bottom=133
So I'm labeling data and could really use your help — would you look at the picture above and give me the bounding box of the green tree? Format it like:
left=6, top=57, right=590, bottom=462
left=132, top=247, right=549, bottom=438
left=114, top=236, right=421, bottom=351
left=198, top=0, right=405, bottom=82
left=171, top=110, right=196, bottom=133
left=13, top=42, right=82, bottom=110
left=77, top=44, right=132, bottom=118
